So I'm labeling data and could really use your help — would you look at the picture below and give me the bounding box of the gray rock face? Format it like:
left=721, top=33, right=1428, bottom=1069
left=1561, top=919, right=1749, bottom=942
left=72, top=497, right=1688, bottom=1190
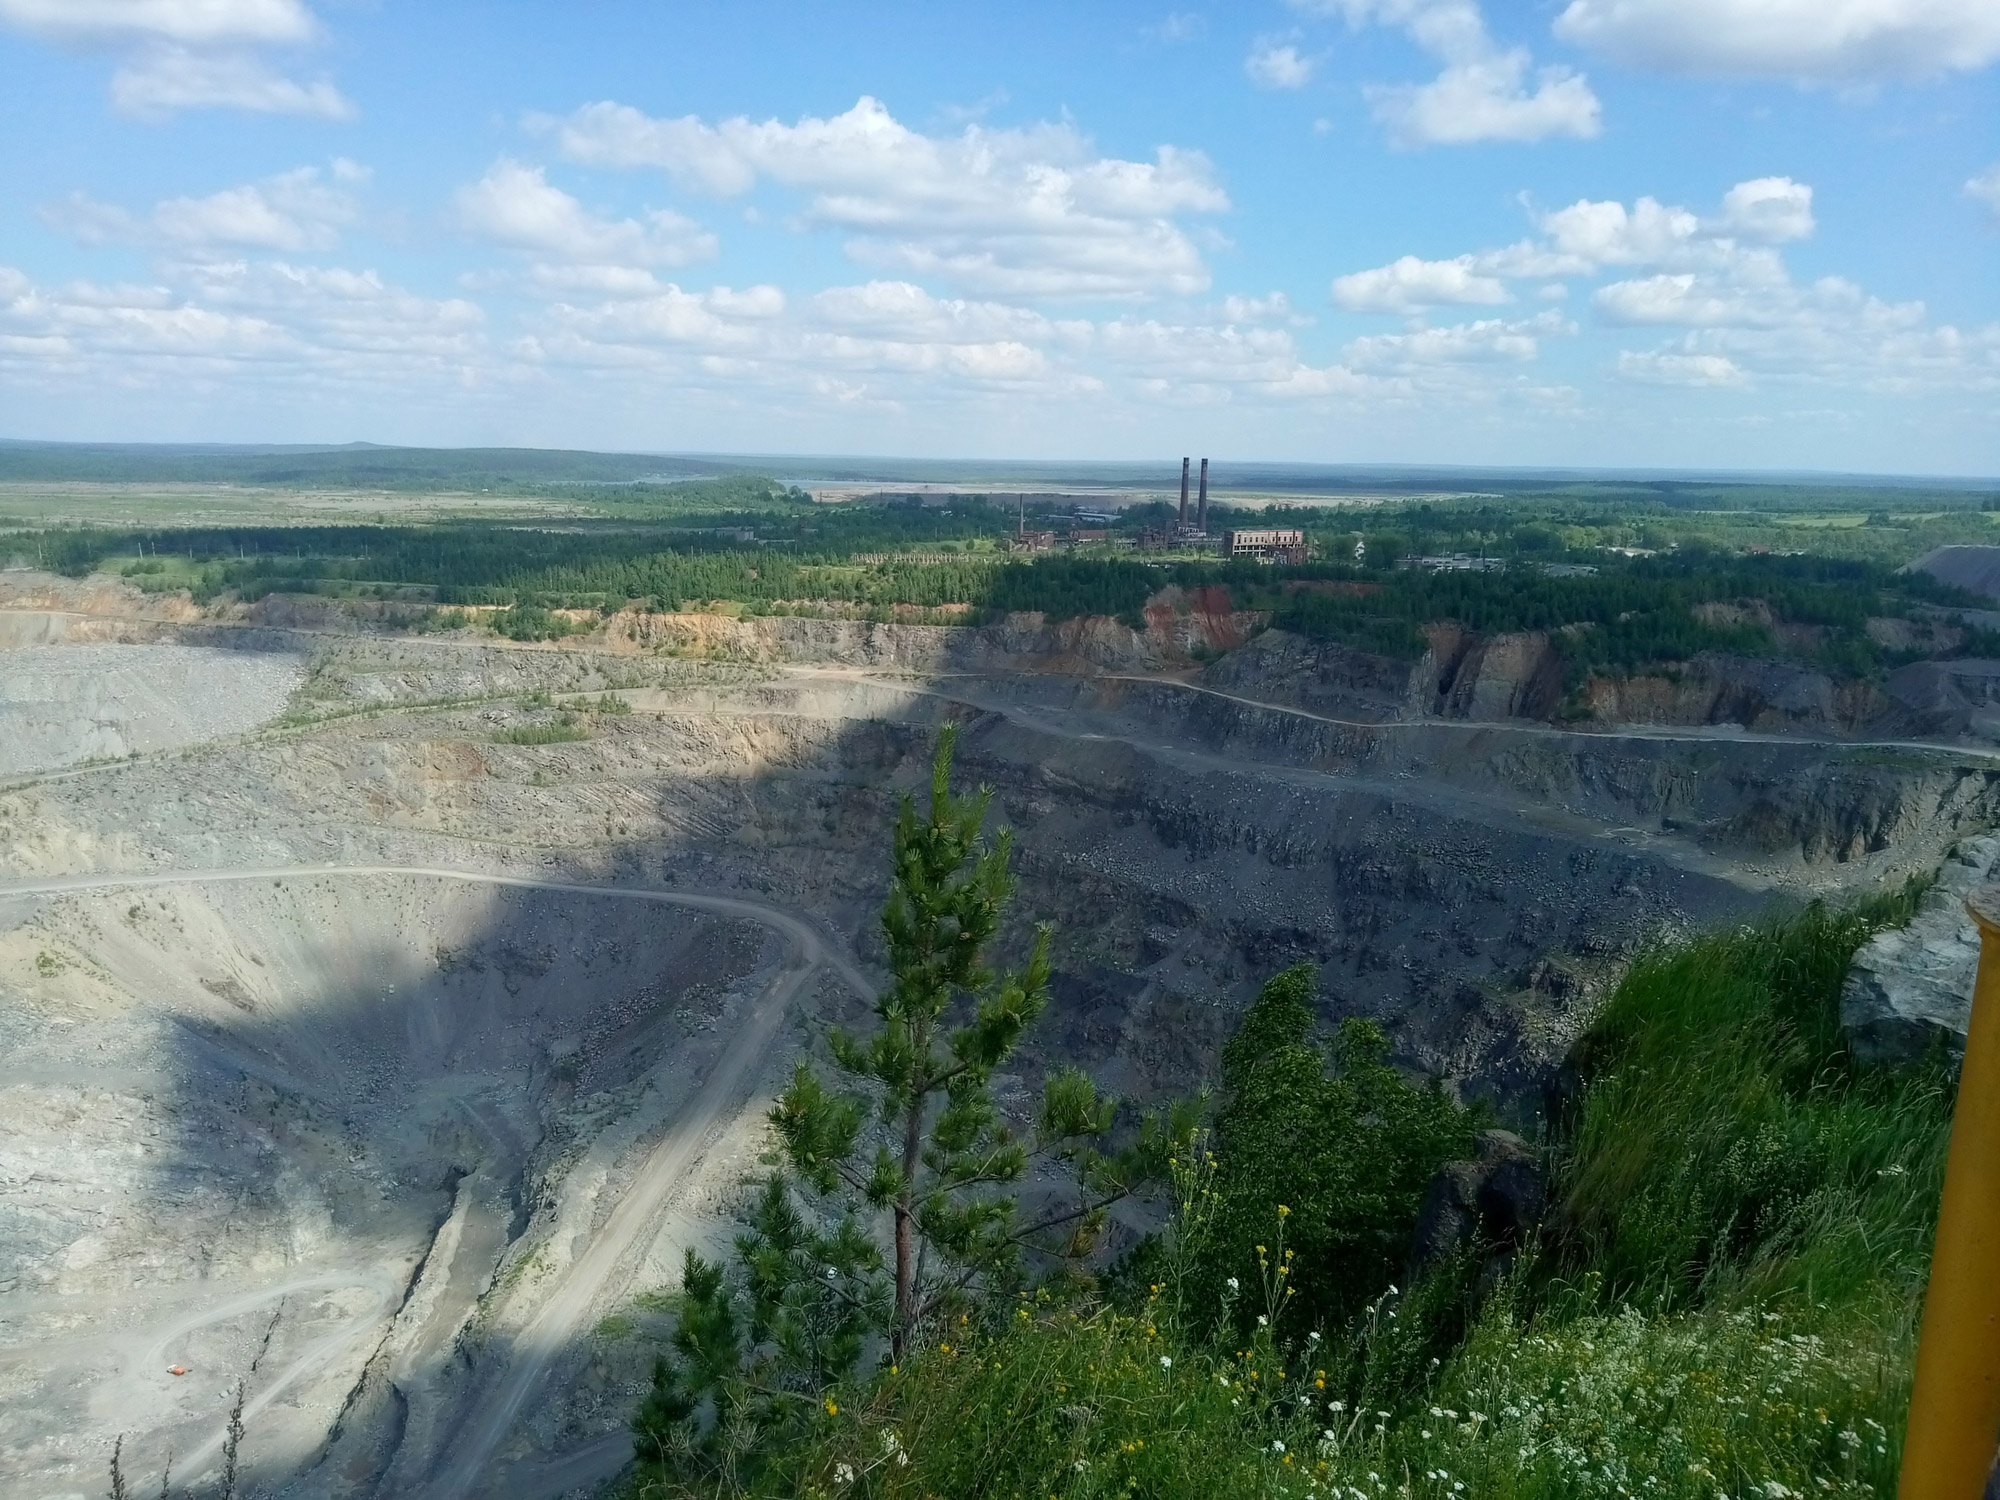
left=1407, top=1129, right=1546, bottom=1276
left=1841, top=833, right=2000, bottom=1062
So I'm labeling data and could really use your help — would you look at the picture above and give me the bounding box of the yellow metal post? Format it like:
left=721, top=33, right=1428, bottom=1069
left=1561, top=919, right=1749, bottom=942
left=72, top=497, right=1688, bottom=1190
left=1899, top=886, right=2000, bottom=1499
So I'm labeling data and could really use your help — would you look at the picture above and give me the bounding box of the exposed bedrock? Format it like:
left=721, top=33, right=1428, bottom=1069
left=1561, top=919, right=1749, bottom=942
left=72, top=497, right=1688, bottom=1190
left=0, top=874, right=783, bottom=1497
left=1841, top=833, right=2000, bottom=1062
left=7, top=621, right=2000, bottom=1495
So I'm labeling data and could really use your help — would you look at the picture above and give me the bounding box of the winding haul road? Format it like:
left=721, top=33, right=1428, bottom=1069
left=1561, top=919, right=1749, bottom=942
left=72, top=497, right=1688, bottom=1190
left=0, top=863, right=873, bottom=1498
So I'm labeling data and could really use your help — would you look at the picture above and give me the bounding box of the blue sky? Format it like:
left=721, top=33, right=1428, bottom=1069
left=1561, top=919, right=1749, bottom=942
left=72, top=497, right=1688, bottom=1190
left=0, top=1, right=1995, bottom=473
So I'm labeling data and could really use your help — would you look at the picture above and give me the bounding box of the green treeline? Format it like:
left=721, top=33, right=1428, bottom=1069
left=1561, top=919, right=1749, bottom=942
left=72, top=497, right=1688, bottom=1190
left=24, top=504, right=1993, bottom=679
left=1263, top=552, right=1985, bottom=673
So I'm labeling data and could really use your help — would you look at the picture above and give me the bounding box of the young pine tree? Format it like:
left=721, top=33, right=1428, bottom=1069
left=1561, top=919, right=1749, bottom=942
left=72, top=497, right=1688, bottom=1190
left=632, top=725, right=1188, bottom=1493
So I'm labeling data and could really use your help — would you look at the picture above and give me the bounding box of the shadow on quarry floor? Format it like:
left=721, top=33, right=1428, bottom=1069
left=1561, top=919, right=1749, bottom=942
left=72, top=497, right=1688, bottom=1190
left=1, top=869, right=790, bottom=1498
left=17, top=670, right=1966, bottom=1496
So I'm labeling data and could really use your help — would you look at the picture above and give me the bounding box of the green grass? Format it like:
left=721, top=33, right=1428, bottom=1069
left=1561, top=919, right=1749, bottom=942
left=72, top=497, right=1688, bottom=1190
left=744, top=889, right=1952, bottom=1500
left=1555, top=889, right=1950, bottom=1314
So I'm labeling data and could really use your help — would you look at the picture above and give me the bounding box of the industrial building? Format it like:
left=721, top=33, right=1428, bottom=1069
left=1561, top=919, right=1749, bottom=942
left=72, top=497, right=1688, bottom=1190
left=1224, top=527, right=1307, bottom=564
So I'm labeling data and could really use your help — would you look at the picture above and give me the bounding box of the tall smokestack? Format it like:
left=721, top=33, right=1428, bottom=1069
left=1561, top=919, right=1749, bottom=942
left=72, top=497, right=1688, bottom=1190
left=1179, top=457, right=1190, bottom=525
left=1197, top=458, right=1208, bottom=533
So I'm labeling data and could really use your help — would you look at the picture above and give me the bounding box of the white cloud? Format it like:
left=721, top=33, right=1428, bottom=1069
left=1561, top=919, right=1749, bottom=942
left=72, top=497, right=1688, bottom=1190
left=1714, top=177, right=1815, bottom=242
left=1615, top=350, right=1749, bottom=386
left=1221, top=291, right=1300, bottom=323
left=1346, top=311, right=1567, bottom=368
left=0, top=258, right=483, bottom=387
left=0, top=0, right=349, bottom=118
left=43, top=162, right=365, bottom=252
left=1332, top=253, right=1509, bottom=312
left=1367, top=50, right=1602, bottom=145
left=1554, top=0, right=2000, bottom=82
left=1337, top=177, right=2000, bottom=396
left=1293, top=0, right=1601, bottom=145
left=454, top=161, right=717, bottom=269
left=1967, top=163, right=2000, bottom=213
left=110, top=46, right=349, bottom=118
left=1246, top=41, right=1316, bottom=89
left=539, top=96, right=1228, bottom=300
left=1540, top=194, right=1702, bottom=265
left=1148, top=11, right=1205, bottom=42
left=0, top=0, right=316, bottom=46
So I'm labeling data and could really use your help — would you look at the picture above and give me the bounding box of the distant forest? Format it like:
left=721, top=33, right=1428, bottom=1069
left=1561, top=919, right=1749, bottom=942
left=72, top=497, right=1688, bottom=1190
left=26, top=494, right=1996, bottom=679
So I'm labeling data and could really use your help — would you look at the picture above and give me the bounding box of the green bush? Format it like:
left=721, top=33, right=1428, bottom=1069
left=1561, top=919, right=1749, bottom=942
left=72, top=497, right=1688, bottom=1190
left=492, top=718, right=588, bottom=745
left=1189, top=966, right=1475, bottom=1340
left=493, top=603, right=585, bottom=641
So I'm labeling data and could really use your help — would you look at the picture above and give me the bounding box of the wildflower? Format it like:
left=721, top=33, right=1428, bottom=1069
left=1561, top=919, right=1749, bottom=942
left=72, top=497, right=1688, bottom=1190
left=1279, top=1204, right=1291, bottom=1218
left=1227, top=1277, right=1240, bottom=1292
left=824, top=1398, right=838, bottom=1415
left=1330, top=1401, right=1346, bottom=1413
left=833, top=1462, right=855, bottom=1486
left=1160, top=1356, right=1172, bottom=1369
left=1258, top=1315, right=1269, bottom=1327
left=1272, top=1440, right=1287, bottom=1454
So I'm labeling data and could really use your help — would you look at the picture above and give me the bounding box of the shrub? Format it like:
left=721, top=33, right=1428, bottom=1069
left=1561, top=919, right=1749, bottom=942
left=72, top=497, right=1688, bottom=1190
left=492, top=718, right=589, bottom=745
left=1191, top=966, right=1476, bottom=1340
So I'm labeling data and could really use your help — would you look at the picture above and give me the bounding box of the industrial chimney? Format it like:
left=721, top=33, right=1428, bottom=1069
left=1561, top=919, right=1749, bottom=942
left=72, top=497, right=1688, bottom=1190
left=1197, top=458, right=1208, bottom=534
left=1178, top=457, right=1190, bottom=526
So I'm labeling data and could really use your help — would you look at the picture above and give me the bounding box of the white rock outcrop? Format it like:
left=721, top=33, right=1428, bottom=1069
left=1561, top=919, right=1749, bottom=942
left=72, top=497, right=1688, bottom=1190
left=1842, top=833, right=2000, bottom=1062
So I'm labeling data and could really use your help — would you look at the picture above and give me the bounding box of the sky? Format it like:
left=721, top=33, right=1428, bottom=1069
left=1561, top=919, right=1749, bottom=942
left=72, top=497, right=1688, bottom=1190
left=0, top=1, right=1995, bottom=474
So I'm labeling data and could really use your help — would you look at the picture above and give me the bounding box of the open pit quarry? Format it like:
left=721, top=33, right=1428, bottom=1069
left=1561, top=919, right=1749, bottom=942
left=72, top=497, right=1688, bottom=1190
left=5, top=568, right=2000, bottom=1498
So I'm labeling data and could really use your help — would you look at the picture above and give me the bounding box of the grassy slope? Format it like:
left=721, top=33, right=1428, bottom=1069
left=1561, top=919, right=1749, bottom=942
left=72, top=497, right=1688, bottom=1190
left=749, top=889, right=1952, bottom=1500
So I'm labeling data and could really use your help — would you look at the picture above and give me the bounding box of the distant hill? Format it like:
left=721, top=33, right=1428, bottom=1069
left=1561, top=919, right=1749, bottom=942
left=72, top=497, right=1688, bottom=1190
left=0, top=442, right=734, bottom=489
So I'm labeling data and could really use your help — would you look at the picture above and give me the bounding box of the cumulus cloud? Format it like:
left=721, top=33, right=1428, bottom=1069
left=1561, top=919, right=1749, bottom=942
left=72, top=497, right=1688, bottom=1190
left=1553, top=0, right=2000, bottom=82
left=1346, top=310, right=1568, bottom=368
left=1714, top=177, right=1815, bottom=242
left=0, top=257, right=482, bottom=389
left=1540, top=194, right=1703, bottom=266
left=454, top=161, right=717, bottom=269
left=110, top=45, right=349, bottom=117
left=1967, top=163, right=2000, bottom=214
left=0, top=0, right=349, bottom=118
left=1330, top=176, right=1999, bottom=395
left=0, top=0, right=350, bottom=118
left=1615, top=349, right=1749, bottom=386
left=43, top=162, right=366, bottom=252
left=1221, top=291, right=1300, bottom=323
left=538, top=96, right=1228, bottom=299
left=1293, top=0, right=1600, bottom=145
left=1246, top=41, right=1316, bottom=89
left=0, top=0, right=316, bottom=46
left=1332, top=254, right=1509, bottom=312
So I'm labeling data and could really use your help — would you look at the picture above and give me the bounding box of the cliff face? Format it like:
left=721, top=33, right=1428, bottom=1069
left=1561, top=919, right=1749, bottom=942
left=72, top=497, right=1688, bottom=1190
left=604, top=598, right=1268, bottom=674
left=1198, top=624, right=2000, bottom=747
